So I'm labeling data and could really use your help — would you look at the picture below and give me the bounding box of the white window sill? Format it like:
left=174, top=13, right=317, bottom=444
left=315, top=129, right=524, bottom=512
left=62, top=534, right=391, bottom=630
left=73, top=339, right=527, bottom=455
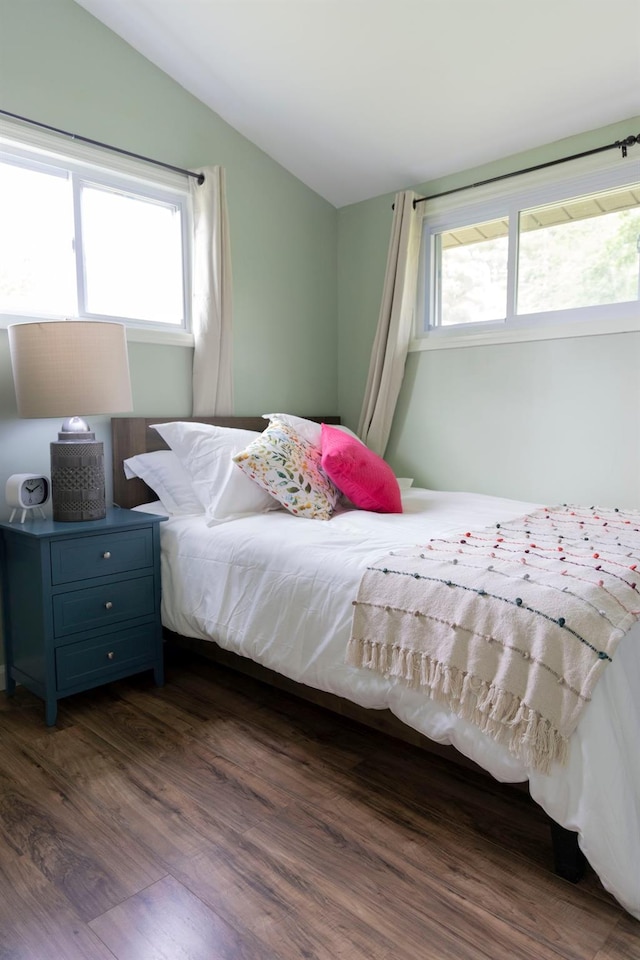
left=0, top=319, right=194, bottom=348
left=126, top=326, right=194, bottom=347
left=410, top=308, right=640, bottom=352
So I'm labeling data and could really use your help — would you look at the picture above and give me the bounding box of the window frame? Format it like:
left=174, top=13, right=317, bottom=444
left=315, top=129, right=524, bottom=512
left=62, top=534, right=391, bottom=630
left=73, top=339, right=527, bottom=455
left=413, top=151, right=640, bottom=352
left=0, top=118, right=194, bottom=346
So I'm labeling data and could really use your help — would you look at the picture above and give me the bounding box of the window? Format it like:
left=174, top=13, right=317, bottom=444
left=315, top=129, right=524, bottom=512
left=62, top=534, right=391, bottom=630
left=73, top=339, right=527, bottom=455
left=437, top=217, right=508, bottom=326
left=0, top=125, right=191, bottom=335
left=419, top=157, right=640, bottom=345
left=517, top=189, right=640, bottom=315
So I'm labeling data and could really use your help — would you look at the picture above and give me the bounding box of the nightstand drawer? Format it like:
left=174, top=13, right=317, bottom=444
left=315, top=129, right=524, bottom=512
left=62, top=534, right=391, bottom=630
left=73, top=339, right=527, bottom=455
left=51, top=528, right=154, bottom=584
left=53, top=575, right=155, bottom=638
left=55, top=624, right=157, bottom=691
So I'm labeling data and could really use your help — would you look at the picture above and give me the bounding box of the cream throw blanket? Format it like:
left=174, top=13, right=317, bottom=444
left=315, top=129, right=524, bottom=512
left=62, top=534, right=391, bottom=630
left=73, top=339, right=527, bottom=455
left=347, top=504, right=640, bottom=773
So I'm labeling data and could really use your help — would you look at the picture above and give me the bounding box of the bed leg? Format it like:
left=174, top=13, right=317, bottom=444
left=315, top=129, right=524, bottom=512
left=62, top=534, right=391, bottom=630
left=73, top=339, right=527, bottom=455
left=549, top=821, right=586, bottom=883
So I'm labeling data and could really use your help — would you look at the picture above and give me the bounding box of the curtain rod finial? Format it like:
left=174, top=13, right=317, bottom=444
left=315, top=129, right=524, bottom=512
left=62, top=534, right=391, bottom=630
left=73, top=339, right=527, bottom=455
left=616, top=134, right=640, bottom=158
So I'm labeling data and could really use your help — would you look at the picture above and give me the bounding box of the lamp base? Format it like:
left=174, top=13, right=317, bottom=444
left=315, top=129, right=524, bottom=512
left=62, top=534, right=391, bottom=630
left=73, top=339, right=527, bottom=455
left=50, top=440, right=106, bottom=522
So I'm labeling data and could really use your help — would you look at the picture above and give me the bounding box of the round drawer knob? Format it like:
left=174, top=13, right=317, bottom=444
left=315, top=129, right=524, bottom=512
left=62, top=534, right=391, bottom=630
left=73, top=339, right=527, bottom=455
left=104, top=601, right=113, bottom=610
left=103, top=551, right=112, bottom=560
left=107, top=651, right=115, bottom=660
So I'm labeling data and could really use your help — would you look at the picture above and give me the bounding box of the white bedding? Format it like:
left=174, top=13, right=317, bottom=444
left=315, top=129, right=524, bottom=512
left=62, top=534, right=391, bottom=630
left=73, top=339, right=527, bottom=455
left=145, top=488, right=640, bottom=920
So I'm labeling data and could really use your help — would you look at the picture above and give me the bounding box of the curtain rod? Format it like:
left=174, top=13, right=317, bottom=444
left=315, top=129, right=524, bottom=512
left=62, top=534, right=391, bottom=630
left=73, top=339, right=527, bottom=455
left=0, top=108, right=205, bottom=185
left=410, top=133, right=640, bottom=208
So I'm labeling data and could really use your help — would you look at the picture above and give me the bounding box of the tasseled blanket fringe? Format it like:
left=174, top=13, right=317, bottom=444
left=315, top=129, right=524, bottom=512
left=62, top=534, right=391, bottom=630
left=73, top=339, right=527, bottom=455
left=346, top=636, right=569, bottom=774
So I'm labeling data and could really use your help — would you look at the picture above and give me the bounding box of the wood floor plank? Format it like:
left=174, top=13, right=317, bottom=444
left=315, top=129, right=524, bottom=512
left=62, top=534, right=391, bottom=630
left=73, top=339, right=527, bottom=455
left=163, top=663, right=577, bottom=899
left=169, top=832, right=399, bottom=960
left=72, top=692, right=300, bottom=836
left=197, top=715, right=362, bottom=803
left=0, top=655, right=634, bottom=959
left=116, top=675, right=371, bottom=776
left=0, top=731, right=165, bottom=919
left=0, top=834, right=117, bottom=960
left=0, top=728, right=166, bottom=874
left=0, top=784, right=162, bottom=925
left=243, top=799, right=607, bottom=960
left=166, top=656, right=375, bottom=744
left=0, top=686, right=74, bottom=744
left=345, top=738, right=570, bottom=880
left=9, top=725, right=227, bottom=866
left=110, top=681, right=367, bottom=808
left=89, top=873, right=274, bottom=960
left=342, top=735, right=616, bottom=906
left=164, top=662, right=561, bottom=876
left=311, top=788, right=619, bottom=960
left=593, top=915, right=640, bottom=959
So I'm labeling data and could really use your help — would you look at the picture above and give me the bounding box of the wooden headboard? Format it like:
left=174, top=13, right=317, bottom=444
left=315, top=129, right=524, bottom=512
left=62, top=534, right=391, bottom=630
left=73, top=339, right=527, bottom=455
left=111, top=415, right=340, bottom=509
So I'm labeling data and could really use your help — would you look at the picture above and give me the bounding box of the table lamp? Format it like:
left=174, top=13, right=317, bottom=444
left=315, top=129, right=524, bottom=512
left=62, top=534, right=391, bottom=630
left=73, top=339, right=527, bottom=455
left=8, top=320, right=133, bottom=522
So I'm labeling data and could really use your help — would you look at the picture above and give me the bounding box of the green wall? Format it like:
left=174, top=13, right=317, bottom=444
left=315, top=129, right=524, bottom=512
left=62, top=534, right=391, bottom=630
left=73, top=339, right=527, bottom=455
left=338, top=118, right=640, bottom=509
left=0, top=0, right=338, bottom=678
left=0, top=0, right=338, bottom=499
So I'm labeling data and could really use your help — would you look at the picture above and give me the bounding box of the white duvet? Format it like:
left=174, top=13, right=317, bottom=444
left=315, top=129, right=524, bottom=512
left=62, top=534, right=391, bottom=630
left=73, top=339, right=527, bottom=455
left=144, top=488, right=640, bottom=920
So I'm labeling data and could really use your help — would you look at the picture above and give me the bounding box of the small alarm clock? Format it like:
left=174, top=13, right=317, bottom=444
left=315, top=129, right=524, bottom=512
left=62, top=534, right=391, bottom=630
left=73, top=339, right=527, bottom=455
left=6, top=474, right=51, bottom=523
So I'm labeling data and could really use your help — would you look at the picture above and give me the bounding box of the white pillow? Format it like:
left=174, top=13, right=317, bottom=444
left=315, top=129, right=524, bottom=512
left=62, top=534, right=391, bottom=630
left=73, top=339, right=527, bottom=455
left=262, top=414, right=362, bottom=451
left=123, top=450, right=203, bottom=515
left=132, top=500, right=170, bottom=517
left=151, top=421, right=279, bottom=524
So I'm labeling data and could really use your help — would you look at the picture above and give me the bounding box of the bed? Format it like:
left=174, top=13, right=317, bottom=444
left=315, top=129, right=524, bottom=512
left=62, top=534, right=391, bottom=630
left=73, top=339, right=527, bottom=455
left=112, top=414, right=640, bottom=922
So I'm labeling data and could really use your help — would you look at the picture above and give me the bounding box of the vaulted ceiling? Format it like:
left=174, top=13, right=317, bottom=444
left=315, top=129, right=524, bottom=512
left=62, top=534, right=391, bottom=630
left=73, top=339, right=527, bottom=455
left=73, top=0, right=640, bottom=207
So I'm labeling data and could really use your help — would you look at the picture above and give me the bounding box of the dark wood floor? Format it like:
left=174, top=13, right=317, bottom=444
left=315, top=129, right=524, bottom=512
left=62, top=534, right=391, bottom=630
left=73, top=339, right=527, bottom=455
left=0, top=650, right=637, bottom=960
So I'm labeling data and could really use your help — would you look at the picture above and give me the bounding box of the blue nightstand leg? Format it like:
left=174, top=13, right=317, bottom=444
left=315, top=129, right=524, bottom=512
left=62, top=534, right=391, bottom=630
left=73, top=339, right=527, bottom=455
left=45, top=698, right=58, bottom=726
left=154, top=660, right=164, bottom=687
left=5, top=673, right=16, bottom=696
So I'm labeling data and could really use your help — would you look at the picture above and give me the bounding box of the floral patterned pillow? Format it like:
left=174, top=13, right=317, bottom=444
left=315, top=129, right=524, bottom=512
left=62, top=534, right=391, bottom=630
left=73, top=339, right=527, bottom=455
left=232, top=418, right=340, bottom=520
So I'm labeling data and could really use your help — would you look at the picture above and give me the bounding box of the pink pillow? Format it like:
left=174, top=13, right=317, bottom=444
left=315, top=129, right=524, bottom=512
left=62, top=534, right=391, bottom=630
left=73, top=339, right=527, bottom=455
left=320, top=423, right=402, bottom=513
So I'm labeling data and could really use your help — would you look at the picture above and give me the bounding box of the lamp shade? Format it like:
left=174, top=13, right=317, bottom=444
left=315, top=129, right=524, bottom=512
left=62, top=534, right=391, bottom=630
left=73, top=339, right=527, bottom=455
left=8, top=320, right=133, bottom=522
left=8, top=320, right=132, bottom=419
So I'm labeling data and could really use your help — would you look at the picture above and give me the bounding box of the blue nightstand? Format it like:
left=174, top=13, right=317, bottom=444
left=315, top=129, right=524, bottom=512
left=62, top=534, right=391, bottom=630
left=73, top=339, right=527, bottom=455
left=0, top=507, right=166, bottom=725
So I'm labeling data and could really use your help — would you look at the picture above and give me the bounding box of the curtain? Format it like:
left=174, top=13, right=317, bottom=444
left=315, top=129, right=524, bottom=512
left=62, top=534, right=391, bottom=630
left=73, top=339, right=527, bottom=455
left=190, top=165, right=234, bottom=416
left=357, top=190, right=422, bottom=456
